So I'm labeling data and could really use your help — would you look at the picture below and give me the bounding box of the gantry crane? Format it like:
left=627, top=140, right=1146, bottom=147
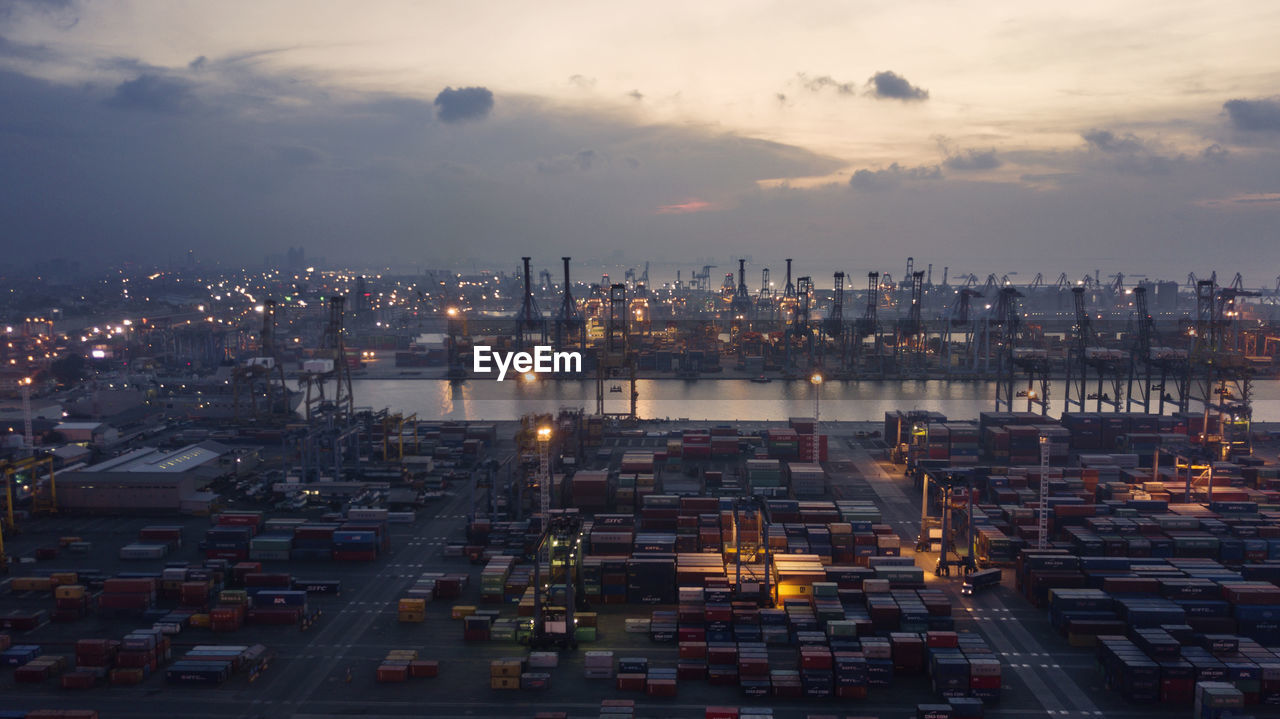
left=299, top=295, right=355, bottom=422
left=1064, top=287, right=1126, bottom=413
left=232, top=299, right=291, bottom=421
left=1, top=455, right=57, bottom=571
left=529, top=510, right=585, bottom=650
left=596, top=284, right=637, bottom=418
left=554, top=257, right=585, bottom=351
left=517, top=257, right=547, bottom=350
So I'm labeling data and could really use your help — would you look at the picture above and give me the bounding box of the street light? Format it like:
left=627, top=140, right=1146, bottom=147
left=537, top=426, right=553, bottom=515
left=810, top=373, right=823, bottom=423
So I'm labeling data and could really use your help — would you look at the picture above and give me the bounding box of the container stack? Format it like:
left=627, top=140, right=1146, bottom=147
left=765, top=429, right=799, bottom=459
left=489, top=657, right=523, bottom=690
left=571, top=470, right=610, bottom=510
left=787, top=463, right=826, bottom=499
left=481, top=557, right=515, bottom=603
left=98, top=578, right=156, bottom=617
left=247, top=589, right=307, bottom=625
left=53, top=583, right=90, bottom=623
left=584, top=650, right=615, bottom=679
left=746, top=460, right=784, bottom=495
left=291, top=523, right=337, bottom=560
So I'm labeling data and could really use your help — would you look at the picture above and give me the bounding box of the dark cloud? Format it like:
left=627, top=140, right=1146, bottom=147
left=944, top=149, right=1001, bottom=171
left=867, top=71, right=928, bottom=101
left=536, top=149, right=597, bottom=175
left=568, top=74, right=595, bottom=89
left=1201, top=143, right=1229, bottom=163
left=776, top=93, right=787, bottom=103
left=1082, top=129, right=1146, bottom=154
left=848, top=162, right=941, bottom=191
left=432, top=85, right=493, bottom=123
left=798, top=73, right=855, bottom=95
left=105, top=73, right=196, bottom=113
left=0, top=32, right=53, bottom=60
left=273, top=144, right=322, bottom=168
left=0, top=0, right=78, bottom=27
left=189, top=55, right=207, bottom=70
left=1223, top=98, right=1280, bottom=132
left=627, top=89, right=643, bottom=101
left=1080, top=129, right=1183, bottom=175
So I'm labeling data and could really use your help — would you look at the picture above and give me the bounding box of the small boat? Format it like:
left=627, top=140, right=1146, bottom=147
left=750, top=375, right=772, bottom=383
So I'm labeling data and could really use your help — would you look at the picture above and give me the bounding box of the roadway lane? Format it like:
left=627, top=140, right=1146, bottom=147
left=823, top=422, right=1106, bottom=718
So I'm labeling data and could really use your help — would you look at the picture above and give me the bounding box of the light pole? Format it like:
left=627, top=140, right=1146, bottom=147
left=20, top=377, right=33, bottom=453
left=537, top=426, right=552, bottom=515
left=809, top=372, right=823, bottom=423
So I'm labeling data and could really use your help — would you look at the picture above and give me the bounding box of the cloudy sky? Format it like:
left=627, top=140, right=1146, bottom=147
left=2, top=0, right=1279, bottom=283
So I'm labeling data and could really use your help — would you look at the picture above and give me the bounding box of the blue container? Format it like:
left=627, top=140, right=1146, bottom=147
left=252, top=590, right=307, bottom=607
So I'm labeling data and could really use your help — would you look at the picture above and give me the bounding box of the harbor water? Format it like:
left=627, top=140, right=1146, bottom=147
left=351, top=378, right=1280, bottom=422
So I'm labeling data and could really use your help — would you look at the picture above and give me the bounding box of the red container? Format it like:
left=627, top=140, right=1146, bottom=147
left=678, top=626, right=705, bottom=642
left=61, top=671, right=98, bottom=689
left=115, top=651, right=154, bottom=670
left=706, top=708, right=740, bottom=719
left=409, top=660, right=439, bottom=678
left=247, top=607, right=301, bottom=625
left=98, top=593, right=152, bottom=610
left=616, top=673, right=646, bottom=691
left=244, top=573, right=292, bottom=588
left=334, top=550, right=377, bottom=561
left=103, top=578, right=157, bottom=594
left=926, top=631, right=959, bottom=648
left=646, top=678, right=677, bottom=696
left=800, top=648, right=832, bottom=670
left=678, top=641, right=707, bottom=659
left=836, top=685, right=868, bottom=698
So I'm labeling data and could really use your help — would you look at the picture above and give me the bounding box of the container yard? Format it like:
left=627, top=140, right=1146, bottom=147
left=1, top=411, right=1276, bottom=719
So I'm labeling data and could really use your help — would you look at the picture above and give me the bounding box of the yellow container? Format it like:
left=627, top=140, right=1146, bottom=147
left=189, top=613, right=211, bottom=628
left=489, top=659, right=522, bottom=678
left=12, top=577, right=52, bottom=592
left=451, top=605, right=477, bottom=620
left=386, top=650, right=419, bottom=660
left=398, top=598, right=427, bottom=612
left=50, top=572, right=79, bottom=586
left=55, top=585, right=86, bottom=600
left=490, top=676, right=519, bottom=690
left=58, top=536, right=83, bottom=547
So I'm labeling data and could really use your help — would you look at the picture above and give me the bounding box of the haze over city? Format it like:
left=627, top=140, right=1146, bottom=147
left=1, top=0, right=1279, bottom=282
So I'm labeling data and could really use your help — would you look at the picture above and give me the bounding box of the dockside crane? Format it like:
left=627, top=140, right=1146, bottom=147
left=554, top=257, right=584, bottom=351
left=517, top=257, right=547, bottom=350
left=299, top=295, right=355, bottom=423
left=1125, top=286, right=1189, bottom=414
left=232, top=298, right=291, bottom=422
left=596, top=284, right=637, bottom=419
left=1064, top=287, right=1127, bottom=413
left=822, top=271, right=846, bottom=369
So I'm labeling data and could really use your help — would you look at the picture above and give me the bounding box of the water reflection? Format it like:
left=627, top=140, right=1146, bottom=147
left=349, top=378, right=1280, bottom=422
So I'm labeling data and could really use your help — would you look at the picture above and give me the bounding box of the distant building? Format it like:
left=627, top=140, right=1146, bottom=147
left=54, top=421, right=120, bottom=448
left=56, top=441, right=234, bottom=513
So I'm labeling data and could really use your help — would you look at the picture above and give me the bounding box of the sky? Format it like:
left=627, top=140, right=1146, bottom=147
left=1, top=0, right=1279, bottom=284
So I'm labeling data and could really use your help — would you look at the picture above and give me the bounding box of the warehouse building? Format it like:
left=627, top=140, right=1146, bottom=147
left=56, top=441, right=232, bottom=513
